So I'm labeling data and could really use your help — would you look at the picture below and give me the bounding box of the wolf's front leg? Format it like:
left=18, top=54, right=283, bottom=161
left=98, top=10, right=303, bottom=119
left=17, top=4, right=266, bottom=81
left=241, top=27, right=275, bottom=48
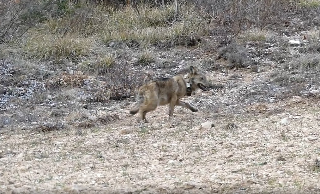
left=169, top=95, right=178, bottom=116
left=176, top=100, right=198, bottom=112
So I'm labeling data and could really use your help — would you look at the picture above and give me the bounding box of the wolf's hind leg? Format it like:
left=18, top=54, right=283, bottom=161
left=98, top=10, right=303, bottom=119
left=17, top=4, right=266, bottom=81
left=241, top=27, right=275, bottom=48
left=138, top=101, right=157, bottom=122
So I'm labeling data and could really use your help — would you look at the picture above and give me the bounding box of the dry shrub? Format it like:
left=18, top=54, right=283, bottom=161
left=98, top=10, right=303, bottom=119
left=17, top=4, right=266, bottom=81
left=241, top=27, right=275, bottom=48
left=46, top=73, right=88, bottom=89
left=105, top=64, right=145, bottom=100
left=79, top=54, right=116, bottom=75
left=24, top=33, right=93, bottom=61
left=184, top=0, right=305, bottom=38
left=101, top=4, right=208, bottom=47
left=135, top=51, right=155, bottom=66
left=0, top=0, right=80, bottom=43
left=217, top=43, right=252, bottom=69
left=82, top=63, right=145, bottom=101
left=0, top=0, right=45, bottom=43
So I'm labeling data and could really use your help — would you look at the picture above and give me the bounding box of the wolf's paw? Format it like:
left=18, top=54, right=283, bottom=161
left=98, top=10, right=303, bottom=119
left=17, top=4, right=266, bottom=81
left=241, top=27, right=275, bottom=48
left=191, top=108, right=198, bottom=112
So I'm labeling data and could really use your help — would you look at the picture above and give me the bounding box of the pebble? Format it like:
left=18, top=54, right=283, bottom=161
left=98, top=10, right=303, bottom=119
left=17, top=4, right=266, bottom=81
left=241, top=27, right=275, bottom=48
left=289, top=39, right=301, bottom=46
left=200, top=121, right=214, bottom=130
left=280, top=118, right=289, bottom=125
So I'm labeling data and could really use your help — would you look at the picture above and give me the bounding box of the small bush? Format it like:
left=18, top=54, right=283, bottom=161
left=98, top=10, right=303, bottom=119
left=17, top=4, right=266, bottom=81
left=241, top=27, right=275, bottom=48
left=306, top=42, right=320, bottom=53
left=287, top=54, right=320, bottom=71
left=239, top=29, right=268, bottom=42
left=104, top=64, right=145, bottom=100
left=24, top=33, right=93, bottom=62
left=136, top=51, right=155, bottom=66
left=101, top=4, right=208, bottom=47
left=304, top=29, right=320, bottom=43
left=299, top=0, right=320, bottom=7
left=217, top=43, right=252, bottom=69
left=311, top=158, right=320, bottom=172
left=79, top=54, right=116, bottom=75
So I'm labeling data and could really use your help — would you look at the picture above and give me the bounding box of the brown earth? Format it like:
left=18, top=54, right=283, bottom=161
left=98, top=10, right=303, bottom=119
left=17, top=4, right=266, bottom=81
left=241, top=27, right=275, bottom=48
left=1, top=6, right=320, bottom=192
left=1, top=49, right=320, bottom=193
left=1, top=94, right=320, bottom=193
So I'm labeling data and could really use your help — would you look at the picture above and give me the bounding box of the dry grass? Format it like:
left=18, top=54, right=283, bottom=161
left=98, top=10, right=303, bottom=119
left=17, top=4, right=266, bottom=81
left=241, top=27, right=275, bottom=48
left=100, top=5, right=208, bottom=46
left=1, top=98, right=320, bottom=193
left=136, top=51, right=155, bottom=66
left=2, top=1, right=320, bottom=193
left=299, top=0, right=320, bottom=7
left=22, top=3, right=208, bottom=62
left=238, top=28, right=279, bottom=43
left=23, top=32, right=94, bottom=61
left=79, top=54, right=116, bottom=75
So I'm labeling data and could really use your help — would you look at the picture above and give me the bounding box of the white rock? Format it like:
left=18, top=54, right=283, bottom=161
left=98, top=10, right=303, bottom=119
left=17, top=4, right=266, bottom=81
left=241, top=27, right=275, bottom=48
left=280, top=118, right=289, bottom=125
left=289, top=40, right=301, bottom=46
left=201, top=121, right=214, bottom=130
left=310, top=89, right=320, bottom=95
left=290, top=96, right=303, bottom=103
left=308, top=136, right=318, bottom=141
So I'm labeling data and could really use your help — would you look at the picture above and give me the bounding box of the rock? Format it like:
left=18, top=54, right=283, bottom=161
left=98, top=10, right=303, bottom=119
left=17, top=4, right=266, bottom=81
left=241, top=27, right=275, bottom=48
left=200, top=121, right=214, bottom=130
left=289, top=39, right=301, bottom=46
left=280, top=118, right=289, bottom=125
left=290, top=96, right=303, bottom=103
left=310, top=89, right=320, bottom=95
left=120, top=128, right=134, bottom=135
left=276, top=155, right=286, bottom=161
left=307, top=136, right=318, bottom=141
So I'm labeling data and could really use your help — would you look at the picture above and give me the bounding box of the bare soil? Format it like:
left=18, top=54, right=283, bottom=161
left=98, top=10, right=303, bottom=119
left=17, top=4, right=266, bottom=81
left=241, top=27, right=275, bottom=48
left=1, top=21, right=320, bottom=194
left=1, top=94, right=320, bottom=193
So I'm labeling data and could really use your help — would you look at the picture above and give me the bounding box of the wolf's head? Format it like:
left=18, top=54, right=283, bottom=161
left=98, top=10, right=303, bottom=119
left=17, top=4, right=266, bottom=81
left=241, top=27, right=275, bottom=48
left=186, top=66, right=209, bottom=92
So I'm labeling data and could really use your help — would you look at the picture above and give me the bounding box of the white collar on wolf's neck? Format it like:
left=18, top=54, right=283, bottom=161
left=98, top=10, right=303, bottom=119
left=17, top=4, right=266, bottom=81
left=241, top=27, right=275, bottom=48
left=184, top=75, right=193, bottom=96
left=186, top=82, right=192, bottom=96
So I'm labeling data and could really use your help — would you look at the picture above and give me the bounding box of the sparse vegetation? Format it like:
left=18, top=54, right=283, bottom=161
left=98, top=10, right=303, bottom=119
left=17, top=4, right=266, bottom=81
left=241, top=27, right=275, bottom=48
left=1, top=0, right=320, bottom=193
left=80, top=54, right=116, bottom=74
left=136, top=51, right=155, bottom=66
left=24, top=33, right=93, bottom=61
left=239, top=29, right=269, bottom=42
left=299, top=0, right=320, bottom=7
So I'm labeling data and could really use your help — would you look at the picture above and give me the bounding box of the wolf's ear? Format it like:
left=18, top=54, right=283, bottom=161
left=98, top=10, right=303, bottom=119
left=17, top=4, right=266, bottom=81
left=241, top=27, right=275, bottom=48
left=190, top=66, right=197, bottom=75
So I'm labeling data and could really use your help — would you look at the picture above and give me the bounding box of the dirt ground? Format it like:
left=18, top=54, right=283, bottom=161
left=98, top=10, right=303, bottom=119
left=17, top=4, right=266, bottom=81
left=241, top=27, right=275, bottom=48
left=1, top=7, right=320, bottom=192
left=1, top=87, right=320, bottom=193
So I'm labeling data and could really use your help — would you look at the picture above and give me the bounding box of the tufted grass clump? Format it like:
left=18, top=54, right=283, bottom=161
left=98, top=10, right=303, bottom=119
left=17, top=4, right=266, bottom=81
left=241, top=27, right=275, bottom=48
left=101, top=4, right=209, bottom=47
left=238, top=29, right=275, bottom=43
left=24, top=32, right=94, bottom=62
left=79, top=54, right=116, bottom=75
left=135, top=51, right=155, bottom=66
left=286, top=54, right=320, bottom=71
left=299, top=0, right=320, bottom=7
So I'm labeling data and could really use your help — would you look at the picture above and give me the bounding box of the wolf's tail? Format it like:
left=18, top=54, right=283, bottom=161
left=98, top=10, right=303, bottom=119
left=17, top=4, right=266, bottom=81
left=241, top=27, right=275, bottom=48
left=130, top=88, right=145, bottom=115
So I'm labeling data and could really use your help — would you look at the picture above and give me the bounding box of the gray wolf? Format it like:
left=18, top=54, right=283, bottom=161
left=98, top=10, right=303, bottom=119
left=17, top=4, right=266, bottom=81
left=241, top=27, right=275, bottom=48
left=130, top=66, right=209, bottom=122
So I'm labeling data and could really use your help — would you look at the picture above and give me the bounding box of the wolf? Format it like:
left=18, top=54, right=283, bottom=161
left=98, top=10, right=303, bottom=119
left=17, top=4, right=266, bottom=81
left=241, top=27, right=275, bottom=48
left=130, top=66, right=209, bottom=122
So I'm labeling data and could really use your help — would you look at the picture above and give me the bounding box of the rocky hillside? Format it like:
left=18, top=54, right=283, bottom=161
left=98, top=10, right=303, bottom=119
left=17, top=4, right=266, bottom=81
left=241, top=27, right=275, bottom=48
left=1, top=0, right=320, bottom=193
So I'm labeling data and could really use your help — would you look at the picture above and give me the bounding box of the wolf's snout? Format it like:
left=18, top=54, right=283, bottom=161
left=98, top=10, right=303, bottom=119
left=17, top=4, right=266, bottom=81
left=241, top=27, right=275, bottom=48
left=198, top=83, right=208, bottom=91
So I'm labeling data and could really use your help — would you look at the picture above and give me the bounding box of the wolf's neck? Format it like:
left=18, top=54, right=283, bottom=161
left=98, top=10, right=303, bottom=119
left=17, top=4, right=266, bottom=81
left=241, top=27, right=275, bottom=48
left=185, top=79, right=192, bottom=96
